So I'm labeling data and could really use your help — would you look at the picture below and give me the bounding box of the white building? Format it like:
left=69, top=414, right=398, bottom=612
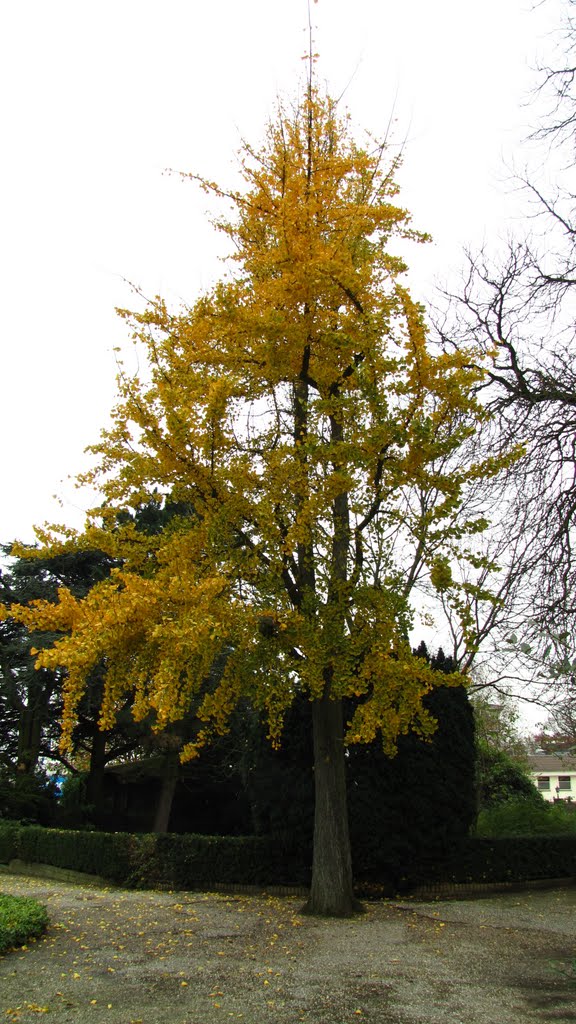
left=527, top=753, right=576, bottom=802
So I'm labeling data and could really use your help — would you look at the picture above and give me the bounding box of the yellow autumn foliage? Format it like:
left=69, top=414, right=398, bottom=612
left=4, top=86, right=518, bottom=758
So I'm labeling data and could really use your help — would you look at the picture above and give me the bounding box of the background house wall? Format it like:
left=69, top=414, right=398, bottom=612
left=527, top=753, right=576, bottom=802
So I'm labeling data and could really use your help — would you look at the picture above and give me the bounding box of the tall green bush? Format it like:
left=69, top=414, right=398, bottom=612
left=475, top=797, right=576, bottom=837
left=475, top=745, right=542, bottom=808
left=0, top=768, right=57, bottom=825
left=244, top=646, right=476, bottom=885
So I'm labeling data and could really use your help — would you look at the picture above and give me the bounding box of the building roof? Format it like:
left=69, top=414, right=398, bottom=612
left=527, top=753, right=576, bottom=773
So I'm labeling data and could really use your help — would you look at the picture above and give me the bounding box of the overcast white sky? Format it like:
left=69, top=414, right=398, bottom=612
left=0, top=0, right=561, bottom=546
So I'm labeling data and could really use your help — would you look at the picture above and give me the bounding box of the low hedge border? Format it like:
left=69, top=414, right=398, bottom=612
left=0, top=892, right=49, bottom=954
left=421, top=835, right=576, bottom=887
left=0, top=823, right=309, bottom=889
left=408, top=876, right=576, bottom=900
left=1, top=823, right=575, bottom=893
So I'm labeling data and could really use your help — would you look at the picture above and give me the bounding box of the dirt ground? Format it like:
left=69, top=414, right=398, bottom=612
left=0, top=872, right=575, bottom=1024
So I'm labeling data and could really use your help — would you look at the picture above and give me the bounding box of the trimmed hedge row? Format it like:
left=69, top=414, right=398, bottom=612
left=432, top=835, right=576, bottom=887
left=125, top=831, right=309, bottom=888
left=1, top=824, right=135, bottom=883
left=1, top=823, right=574, bottom=891
left=0, top=823, right=309, bottom=889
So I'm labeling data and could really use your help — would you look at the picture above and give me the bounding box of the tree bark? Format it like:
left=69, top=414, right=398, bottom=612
left=16, top=703, right=43, bottom=774
left=86, top=727, right=109, bottom=811
left=153, top=758, right=179, bottom=833
left=16, top=678, right=54, bottom=775
left=304, top=687, right=360, bottom=917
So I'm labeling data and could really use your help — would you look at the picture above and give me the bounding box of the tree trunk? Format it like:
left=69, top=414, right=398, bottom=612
left=17, top=704, right=43, bottom=774
left=16, top=679, right=53, bottom=774
left=153, top=759, right=179, bottom=833
left=86, top=727, right=109, bottom=811
left=304, top=689, right=360, bottom=917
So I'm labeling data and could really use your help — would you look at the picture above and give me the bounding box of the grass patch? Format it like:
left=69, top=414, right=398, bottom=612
left=0, top=893, right=49, bottom=954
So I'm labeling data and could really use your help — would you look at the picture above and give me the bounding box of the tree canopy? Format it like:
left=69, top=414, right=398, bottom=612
left=2, top=82, right=514, bottom=914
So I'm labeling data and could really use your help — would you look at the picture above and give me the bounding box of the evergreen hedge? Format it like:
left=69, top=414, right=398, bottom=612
left=0, top=823, right=307, bottom=889
left=431, top=835, right=576, bottom=886
left=1, top=822, right=574, bottom=891
left=244, top=646, right=476, bottom=889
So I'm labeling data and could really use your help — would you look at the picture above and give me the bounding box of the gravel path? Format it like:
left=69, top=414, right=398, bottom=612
left=0, top=873, right=575, bottom=1024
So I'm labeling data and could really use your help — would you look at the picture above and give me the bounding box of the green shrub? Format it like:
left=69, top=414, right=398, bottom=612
left=55, top=772, right=95, bottom=829
left=1, top=821, right=575, bottom=892
left=347, top=678, right=476, bottom=886
left=475, top=797, right=576, bottom=837
left=245, top=647, right=476, bottom=889
left=0, top=822, right=135, bottom=881
left=15, top=826, right=136, bottom=883
left=0, top=893, right=49, bottom=954
left=0, top=822, right=307, bottom=890
left=0, top=770, right=57, bottom=825
left=475, top=745, right=543, bottom=809
left=134, top=833, right=308, bottom=889
left=0, top=822, right=19, bottom=862
left=423, top=835, right=576, bottom=886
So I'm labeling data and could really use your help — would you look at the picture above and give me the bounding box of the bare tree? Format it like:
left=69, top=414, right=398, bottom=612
left=534, top=698, right=576, bottom=749
left=531, top=0, right=576, bottom=150
left=436, top=0, right=576, bottom=687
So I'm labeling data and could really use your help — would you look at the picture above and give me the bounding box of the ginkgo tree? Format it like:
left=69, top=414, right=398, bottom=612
left=4, top=80, right=515, bottom=915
